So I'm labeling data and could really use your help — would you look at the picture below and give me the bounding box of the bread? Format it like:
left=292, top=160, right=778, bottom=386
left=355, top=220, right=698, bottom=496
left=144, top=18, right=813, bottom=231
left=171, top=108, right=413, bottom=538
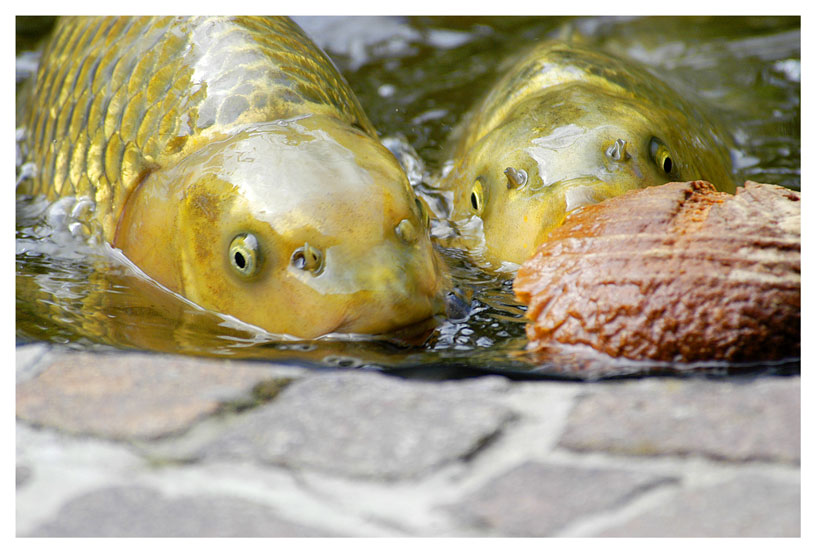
left=514, top=181, right=800, bottom=365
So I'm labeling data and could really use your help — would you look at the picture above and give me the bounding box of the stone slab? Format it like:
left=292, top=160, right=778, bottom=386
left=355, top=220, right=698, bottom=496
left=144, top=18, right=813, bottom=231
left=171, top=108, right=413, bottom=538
left=16, top=465, right=32, bottom=489
left=190, top=371, right=514, bottom=480
left=15, top=343, right=55, bottom=383
left=559, top=377, right=800, bottom=463
left=24, top=486, right=333, bottom=537
left=447, top=461, right=675, bottom=536
left=16, top=351, right=300, bottom=440
left=600, top=474, right=800, bottom=537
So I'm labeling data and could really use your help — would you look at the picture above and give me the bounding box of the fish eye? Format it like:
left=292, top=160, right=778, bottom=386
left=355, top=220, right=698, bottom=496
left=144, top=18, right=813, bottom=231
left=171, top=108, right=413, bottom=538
left=649, top=137, right=677, bottom=177
left=229, top=233, right=261, bottom=277
left=470, top=179, right=485, bottom=214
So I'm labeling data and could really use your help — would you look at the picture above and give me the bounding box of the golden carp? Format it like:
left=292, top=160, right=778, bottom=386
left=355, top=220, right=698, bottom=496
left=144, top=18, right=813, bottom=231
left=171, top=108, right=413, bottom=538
left=438, top=40, right=737, bottom=269
left=17, top=16, right=447, bottom=339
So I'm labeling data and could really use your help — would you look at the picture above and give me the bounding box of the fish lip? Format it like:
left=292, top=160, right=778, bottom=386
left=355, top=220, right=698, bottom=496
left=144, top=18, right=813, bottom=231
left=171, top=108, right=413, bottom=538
left=385, top=315, right=440, bottom=346
left=327, top=313, right=438, bottom=345
left=329, top=290, right=446, bottom=338
left=542, top=176, right=606, bottom=189
left=324, top=242, right=450, bottom=337
left=544, top=177, right=613, bottom=212
left=330, top=312, right=360, bottom=335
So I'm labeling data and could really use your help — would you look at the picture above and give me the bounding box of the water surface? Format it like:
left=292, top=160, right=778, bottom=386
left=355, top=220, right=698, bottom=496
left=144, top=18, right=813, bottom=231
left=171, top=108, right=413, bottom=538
left=16, top=16, right=801, bottom=379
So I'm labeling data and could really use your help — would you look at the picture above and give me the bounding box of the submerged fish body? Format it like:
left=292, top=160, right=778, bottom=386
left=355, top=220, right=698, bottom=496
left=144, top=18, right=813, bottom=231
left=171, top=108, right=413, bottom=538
left=439, top=40, right=737, bottom=268
left=18, top=16, right=446, bottom=339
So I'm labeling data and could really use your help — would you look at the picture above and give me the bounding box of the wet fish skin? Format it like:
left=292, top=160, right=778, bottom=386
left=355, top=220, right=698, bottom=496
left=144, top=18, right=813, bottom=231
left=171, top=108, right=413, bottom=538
left=19, top=16, right=376, bottom=239
left=440, top=40, right=737, bottom=269
left=18, top=16, right=447, bottom=339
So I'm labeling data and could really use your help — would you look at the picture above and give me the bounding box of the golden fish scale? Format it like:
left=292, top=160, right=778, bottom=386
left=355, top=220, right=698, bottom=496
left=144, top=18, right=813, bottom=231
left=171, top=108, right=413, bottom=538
left=20, top=16, right=375, bottom=241
left=452, top=42, right=730, bottom=159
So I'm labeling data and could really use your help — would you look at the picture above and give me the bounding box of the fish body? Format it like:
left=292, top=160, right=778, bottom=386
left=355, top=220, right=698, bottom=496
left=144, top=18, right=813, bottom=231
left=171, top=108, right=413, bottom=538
left=18, top=16, right=446, bottom=338
left=439, top=40, right=737, bottom=268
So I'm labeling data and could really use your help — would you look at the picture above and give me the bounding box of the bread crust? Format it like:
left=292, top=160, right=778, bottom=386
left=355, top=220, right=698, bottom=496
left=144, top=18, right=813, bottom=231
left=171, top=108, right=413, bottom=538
left=514, top=181, right=800, bottom=364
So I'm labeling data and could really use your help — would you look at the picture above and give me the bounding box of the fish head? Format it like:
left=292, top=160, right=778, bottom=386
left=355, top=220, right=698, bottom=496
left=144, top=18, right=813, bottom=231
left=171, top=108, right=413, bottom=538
left=447, top=83, right=735, bottom=267
left=115, top=115, right=448, bottom=339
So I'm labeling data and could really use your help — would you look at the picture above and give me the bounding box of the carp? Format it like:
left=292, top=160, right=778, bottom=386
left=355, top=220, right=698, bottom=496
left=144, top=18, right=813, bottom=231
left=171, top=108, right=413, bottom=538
left=438, top=40, right=737, bottom=269
left=17, top=16, right=447, bottom=339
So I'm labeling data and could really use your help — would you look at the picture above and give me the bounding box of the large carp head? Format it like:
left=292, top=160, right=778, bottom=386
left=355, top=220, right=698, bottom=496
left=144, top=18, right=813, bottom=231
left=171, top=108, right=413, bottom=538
left=114, top=115, right=447, bottom=339
left=445, top=83, right=736, bottom=268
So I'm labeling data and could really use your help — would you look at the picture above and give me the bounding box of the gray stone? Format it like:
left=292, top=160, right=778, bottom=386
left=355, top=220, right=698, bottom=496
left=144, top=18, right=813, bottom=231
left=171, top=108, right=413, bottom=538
left=15, top=343, right=54, bottom=383
left=559, top=377, right=800, bottom=463
left=600, top=474, right=800, bottom=537
left=25, top=486, right=333, bottom=537
left=192, top=371, right=514, bottom=480
left=16, top=465, right=31, bottom=488
left=448, top=461, right=675, bottom=536
left=16, top=351, right=300, bottom=440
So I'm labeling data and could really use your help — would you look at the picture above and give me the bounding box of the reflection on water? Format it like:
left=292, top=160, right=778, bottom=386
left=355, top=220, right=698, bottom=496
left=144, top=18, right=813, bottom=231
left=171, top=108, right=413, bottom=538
left=15, top=16, right=801, bottom=379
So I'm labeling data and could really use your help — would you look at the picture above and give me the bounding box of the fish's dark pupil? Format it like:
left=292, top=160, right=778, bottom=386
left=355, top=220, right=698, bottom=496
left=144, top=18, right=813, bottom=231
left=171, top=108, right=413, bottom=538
left=234, top=251, right=246, bottom=269
left=663, top=157, right=672, bottom=174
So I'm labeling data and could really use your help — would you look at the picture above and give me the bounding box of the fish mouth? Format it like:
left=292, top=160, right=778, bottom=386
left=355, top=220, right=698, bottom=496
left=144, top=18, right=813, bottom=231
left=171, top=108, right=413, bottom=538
left=312, top=239, right=450, bottom=339
left=328, top=309, right=440, bottom=345
left=377, top=314, right=441, bottom=346
left=328, top=277, right=449, bottom=340
left=329, top=308, right=363, bottom=336
left=554, top=177, right=627, bottom=213
left=563, top=183, right=604, bottom=212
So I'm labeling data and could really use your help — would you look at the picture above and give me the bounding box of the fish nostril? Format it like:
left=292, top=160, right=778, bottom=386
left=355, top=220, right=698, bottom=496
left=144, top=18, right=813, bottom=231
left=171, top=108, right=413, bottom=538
left=605, top=138, right=630, bottom=162
left=292, top=243, right=324, bottom=274
left=395, top=218, right=417, bottom=244
left=504, top=167, right=528, bottom=189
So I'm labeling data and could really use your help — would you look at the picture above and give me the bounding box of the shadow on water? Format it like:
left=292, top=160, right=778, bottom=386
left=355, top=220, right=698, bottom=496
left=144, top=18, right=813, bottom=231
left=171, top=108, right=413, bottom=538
left=15, top=16, right=801, bottom=380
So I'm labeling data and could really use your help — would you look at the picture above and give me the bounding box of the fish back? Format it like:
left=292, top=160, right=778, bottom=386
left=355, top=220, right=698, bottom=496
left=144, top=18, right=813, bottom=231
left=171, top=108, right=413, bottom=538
left=19, top=16, right=375, bottom=240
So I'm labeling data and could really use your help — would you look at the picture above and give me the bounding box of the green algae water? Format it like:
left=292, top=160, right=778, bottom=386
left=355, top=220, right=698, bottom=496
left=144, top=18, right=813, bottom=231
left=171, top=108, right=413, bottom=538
left=15, top=16, right=800, bottom=379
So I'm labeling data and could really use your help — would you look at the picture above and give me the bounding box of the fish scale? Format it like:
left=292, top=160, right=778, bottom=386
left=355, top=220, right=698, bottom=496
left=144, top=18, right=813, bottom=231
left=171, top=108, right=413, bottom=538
left=19, top=16, right=376, bottom=242
left=439, top=40, right=737, bottom=269
left=18, top=15, right=448, bottom=340
left=453, top=42, right=726, bottom=158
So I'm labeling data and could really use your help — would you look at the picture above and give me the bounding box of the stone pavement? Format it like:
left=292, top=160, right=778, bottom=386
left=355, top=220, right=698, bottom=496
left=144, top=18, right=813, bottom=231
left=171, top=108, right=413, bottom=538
left=16, top=343, right=801, bottom=537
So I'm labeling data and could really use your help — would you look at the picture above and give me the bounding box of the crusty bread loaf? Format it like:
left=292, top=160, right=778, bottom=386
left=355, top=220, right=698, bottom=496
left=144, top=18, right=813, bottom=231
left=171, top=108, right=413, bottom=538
left=514, top=181, right=800, bottom=364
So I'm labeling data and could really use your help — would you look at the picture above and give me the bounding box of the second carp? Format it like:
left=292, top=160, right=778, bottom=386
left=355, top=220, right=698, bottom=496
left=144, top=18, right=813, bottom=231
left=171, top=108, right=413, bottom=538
left=438, top=40, right=737, bottom=269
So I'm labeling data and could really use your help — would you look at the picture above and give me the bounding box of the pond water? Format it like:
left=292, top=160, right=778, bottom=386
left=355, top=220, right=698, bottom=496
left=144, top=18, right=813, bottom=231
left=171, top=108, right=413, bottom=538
left=15, top=16, right=801, bottom=379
